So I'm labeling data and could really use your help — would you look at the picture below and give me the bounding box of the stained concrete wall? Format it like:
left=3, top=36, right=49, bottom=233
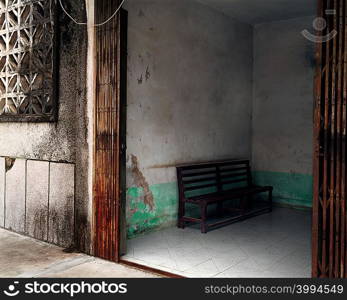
left=124, top=0, right=254, bottom=237
left=0, top=157, right=75, bottom=248
left=0, top=1, right=91, bottom=252
left=252, top=17, right=316, bottom=207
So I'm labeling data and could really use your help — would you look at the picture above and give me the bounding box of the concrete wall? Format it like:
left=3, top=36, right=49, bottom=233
left=0, top=157, right=75, bottom=248
left=124, top=0, right=254, bottom=237
left=0, top=1, right=91, bottom=252
left=252, top=17, right=316, bottom=207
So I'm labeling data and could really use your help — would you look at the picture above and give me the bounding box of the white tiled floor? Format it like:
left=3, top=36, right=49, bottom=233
left=122, top=207, right=312, bottom=278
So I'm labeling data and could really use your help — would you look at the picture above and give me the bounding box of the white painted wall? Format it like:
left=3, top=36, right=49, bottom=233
left=252, top=16, right=316, bottom=174
left=125, top=0, right=254, bottom=187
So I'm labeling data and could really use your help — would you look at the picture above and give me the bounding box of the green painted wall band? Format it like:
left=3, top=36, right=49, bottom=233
left=126, top=171, right=313, bottom=238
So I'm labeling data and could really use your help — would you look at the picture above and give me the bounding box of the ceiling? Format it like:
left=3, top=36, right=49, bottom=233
left=195, top=0, right=317, bottom=25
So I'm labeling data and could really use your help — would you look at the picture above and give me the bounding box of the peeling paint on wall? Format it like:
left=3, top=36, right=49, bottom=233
left=137, top=74, right=143, bottom=84
left=5, top=157, right=15, bottom=172
left=145, top=66, right=150, bottom=81
left=130, top=155, right=155, bottom=210
left=126, top=182, right=177, bottom=238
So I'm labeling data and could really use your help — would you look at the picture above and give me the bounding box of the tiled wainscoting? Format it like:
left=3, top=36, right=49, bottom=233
left=0, top=157, right=75, bottom=248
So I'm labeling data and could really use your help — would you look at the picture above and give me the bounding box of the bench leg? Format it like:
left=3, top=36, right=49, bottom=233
left=247, top=195, right=253, bottom=210
left=217, top=202, right=223, bottom=217
left=240, top=196, right=248, bottom=213
left=178, top=200, right=185, bottom=229
left=200, top=203, right=208, bottom=234
left=269, top=189, right=273, bottom=212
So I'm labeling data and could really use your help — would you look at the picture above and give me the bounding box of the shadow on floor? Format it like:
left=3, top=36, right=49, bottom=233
left=0, top=229, right=160, bottom=278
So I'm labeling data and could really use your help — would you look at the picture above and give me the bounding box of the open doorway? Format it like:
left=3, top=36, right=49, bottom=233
left=117, top=0, right=317, bottom=277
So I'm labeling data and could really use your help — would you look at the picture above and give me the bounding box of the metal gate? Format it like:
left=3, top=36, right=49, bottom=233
left=312, top=0, right=347, bottom=278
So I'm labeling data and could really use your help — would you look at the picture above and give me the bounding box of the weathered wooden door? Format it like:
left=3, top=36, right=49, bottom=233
left=312, top=0, right=347, bottom=278
left=93, top=1, right=127, bottom=262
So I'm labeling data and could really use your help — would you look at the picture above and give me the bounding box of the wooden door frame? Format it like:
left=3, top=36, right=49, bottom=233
left=92, top=1, right=127, bottom=263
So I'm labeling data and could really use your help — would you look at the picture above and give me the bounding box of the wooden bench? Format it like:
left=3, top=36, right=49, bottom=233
left=176, top=160, right=273, bottom=233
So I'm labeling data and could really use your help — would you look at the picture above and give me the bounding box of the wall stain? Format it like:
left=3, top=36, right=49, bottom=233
left=49, top=201, right=74, bottom=249
left=74, top=213, right=89, bottom=253
left=5, top=157, right=15, bottom=172
left=145, top=66, right=151, bottom=81
left=32, top=208, right=48, bottom=242
left=137, top=74, right=143, bottom=84
left=138, top=10, right=145, bottom=17
left=130, top=155, right=155, bottom=210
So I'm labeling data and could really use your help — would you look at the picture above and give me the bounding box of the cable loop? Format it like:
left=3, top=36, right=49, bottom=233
left=58, top=0, right=126, bottom=27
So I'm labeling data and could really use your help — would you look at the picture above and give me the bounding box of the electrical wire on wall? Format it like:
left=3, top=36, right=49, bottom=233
left=58, top=0, right=126, bottom=26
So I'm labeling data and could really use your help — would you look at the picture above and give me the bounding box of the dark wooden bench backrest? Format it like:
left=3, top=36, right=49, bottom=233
left=176, top=160, right=252, bottom=200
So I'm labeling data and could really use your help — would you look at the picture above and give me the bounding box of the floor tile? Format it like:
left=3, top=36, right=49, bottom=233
left=169, top=247, right=211, bottom=272
left=123, top=207, right=312, bottom=278
left=183, top=260, right=220, bottom=278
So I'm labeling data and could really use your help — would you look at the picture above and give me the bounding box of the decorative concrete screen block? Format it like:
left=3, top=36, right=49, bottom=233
left=0, top=0, right=58, bottom=122
left=48, top=162, right=74, bottom=248
left=26, top=160, right=49, bottom=241
left=0, top=157, right=4, bottom=227
left=5, top=158, right=26, bottom=233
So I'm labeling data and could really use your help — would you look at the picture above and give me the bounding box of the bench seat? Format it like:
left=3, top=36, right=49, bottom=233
left=187, top=185, right=273, bottom=204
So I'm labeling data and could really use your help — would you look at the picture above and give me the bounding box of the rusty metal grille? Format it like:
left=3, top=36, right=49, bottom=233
left=312, top=0, right=347, bottom=278
left=93, top=0, right=123, bottom=262
left=0, top=0, right=58, bottom=122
